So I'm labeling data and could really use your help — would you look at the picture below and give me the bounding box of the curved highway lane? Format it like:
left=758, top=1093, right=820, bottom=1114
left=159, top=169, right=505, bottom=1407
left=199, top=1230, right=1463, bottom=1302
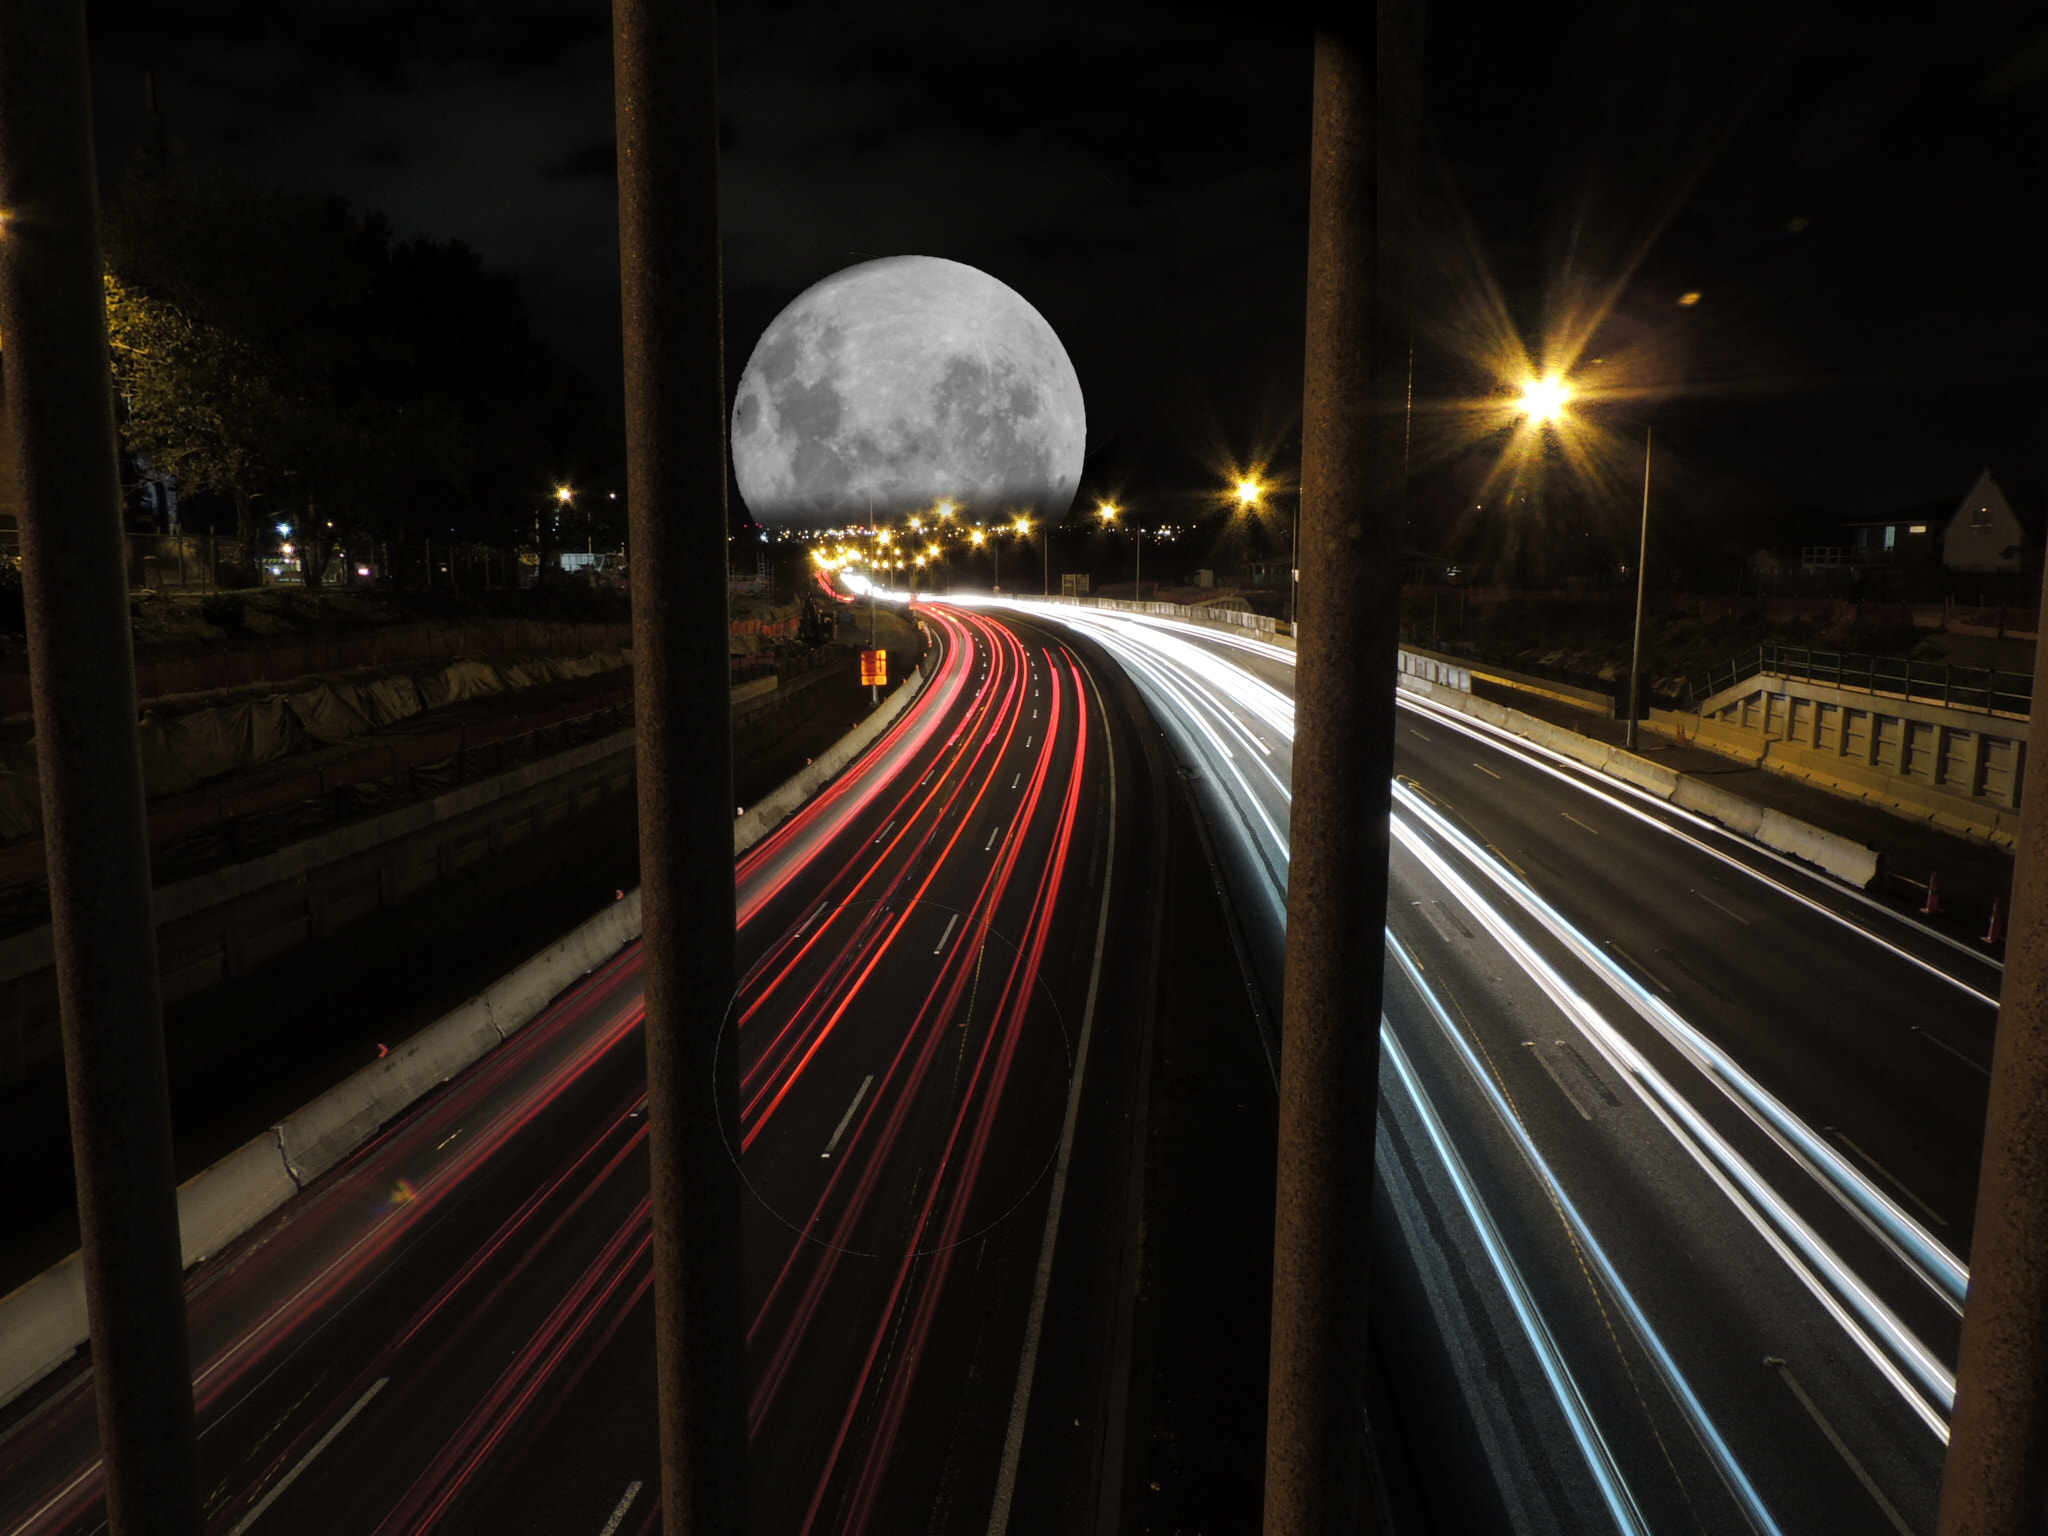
left=0, top=603, right=1143, bottom=1536
left=1029, top=600, right=1996, bottom=1535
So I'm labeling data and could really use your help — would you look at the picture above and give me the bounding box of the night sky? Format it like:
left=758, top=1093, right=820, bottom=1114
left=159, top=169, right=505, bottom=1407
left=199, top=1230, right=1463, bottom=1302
left=81, top=1, right=2048, bottom=548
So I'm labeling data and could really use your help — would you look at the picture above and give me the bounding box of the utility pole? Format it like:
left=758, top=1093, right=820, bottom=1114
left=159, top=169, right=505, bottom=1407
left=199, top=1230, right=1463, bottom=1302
left=0, top=7, right=203, bottom=1534
left=611, top=1, right=748, bottom=1531
left=1937, top=552, right=2048, bottom=1534
left=1266, top=15, right=1392, bottom=1534
left=1624, top=428, right=1651, bottom=750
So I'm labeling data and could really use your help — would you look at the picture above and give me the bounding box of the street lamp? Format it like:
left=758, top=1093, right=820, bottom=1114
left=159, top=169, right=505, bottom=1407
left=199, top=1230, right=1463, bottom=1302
left=1625, top=429, right=1653, bottom=750
left=1013, top=515, right=1043, bottom=596
left=1099, top=500, right=1133, bottom=600
left=1513, top=374, right=1652, bottom=748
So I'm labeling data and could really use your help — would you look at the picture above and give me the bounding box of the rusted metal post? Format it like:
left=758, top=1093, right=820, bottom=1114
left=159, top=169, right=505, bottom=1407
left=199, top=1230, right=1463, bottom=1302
left=0, top=5, right=203, bottom=1534
left=1937, top=557, right=2048, bottom=1534
left=1266, top=18, right=1387, bottom=1535
left=611, top=0, right=748, bottom=1531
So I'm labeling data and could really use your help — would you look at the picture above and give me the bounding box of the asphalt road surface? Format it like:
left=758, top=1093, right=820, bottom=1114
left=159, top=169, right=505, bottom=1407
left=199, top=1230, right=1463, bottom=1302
left=0, top=603, right=1183, bottom=1536
left=1028, top=602, right=1996, bottom=1536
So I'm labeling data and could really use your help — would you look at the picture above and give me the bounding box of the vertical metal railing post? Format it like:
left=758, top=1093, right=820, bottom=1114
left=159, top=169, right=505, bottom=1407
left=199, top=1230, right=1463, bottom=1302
left=0, top=5, right=203, bottom=1533
left=610, top=0, right=748, bottom=1531
left=1937, top=559, right=2048, bottom=1535
left=1265, top=15, right=1390, bottom=1533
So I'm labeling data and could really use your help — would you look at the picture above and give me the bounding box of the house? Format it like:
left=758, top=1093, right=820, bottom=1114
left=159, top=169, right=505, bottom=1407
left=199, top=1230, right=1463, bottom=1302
left=1842, top=468, right=2040, bottom=575
left=1943, top=467, right=2027, bottom=573
left=1842, top=498, right=1949, bottom=568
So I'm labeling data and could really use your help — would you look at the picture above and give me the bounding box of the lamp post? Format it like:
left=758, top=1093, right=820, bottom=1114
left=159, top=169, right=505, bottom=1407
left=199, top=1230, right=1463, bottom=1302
left=1625, top=429, right=1652, bottom=750
left=1098, top=500, right=1123, bottom=600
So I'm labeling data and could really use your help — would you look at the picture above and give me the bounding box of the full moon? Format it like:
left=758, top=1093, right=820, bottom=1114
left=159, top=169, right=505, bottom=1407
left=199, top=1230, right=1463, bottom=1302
left=730, top=256, right=1085, bottom=530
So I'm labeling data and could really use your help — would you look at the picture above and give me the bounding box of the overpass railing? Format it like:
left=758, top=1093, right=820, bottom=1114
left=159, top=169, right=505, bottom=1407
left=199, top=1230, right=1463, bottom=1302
left=1697, top=643, right=2032, bottom=719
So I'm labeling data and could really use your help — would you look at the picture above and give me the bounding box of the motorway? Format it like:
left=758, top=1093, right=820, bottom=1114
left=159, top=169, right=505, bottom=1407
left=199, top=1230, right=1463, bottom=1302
left=0, top=595, right=2004, bottom=1535
left=1031, top=602, right=1997, bottom=1535
left=0, top=603, right=1177, bottom=1536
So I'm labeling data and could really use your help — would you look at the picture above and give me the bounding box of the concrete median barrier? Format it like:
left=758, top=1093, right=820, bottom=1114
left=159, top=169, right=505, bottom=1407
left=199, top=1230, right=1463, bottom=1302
left=0, top=1255, right=85, bottom=1408
left=277, top=995, right=501, bottom=1185
left=177, top=1133, right=297, bottom=1268
left=1756, top=807, right=1883, bottom=889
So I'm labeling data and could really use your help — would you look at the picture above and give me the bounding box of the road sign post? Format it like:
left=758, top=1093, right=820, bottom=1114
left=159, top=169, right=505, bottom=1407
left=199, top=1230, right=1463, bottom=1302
left=861, top=648, right=888, bottom=690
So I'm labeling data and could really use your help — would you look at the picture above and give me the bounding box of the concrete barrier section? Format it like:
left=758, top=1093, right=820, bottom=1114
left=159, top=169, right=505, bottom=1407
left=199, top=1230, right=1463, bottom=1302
left=1756, top=806, right=1883, bottom=889
left=277, top=995, right=500, bottom=1185
left=0, top=1255, right=85, bottom=1407
left=1669, top=777, right=1766, bottom=839
left=178, top=1133, right=297, bottom=1268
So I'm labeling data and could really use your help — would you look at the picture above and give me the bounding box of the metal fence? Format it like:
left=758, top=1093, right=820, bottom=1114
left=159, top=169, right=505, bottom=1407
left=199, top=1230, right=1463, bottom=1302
left=1696, top=642, right=2034, bottom=718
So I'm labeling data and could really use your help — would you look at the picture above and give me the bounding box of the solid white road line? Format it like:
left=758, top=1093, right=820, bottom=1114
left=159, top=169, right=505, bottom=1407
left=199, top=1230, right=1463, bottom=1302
left=596, top=1480, right=644, bottom=1536
left=934, top=912, right=961, bottom=955
left=822, top=1076, right=873, bottom=1159
left=226, top=1377, right=387, bottom=1536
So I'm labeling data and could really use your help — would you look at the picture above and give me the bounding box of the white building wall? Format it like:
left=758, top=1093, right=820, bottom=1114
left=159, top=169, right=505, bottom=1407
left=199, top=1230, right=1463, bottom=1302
left=1943, top=467, right=2024, bottom=573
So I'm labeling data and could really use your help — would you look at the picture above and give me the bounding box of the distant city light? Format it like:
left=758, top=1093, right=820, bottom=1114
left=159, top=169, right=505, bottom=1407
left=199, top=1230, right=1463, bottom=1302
left=1677, top=291, right=1701, bottom=306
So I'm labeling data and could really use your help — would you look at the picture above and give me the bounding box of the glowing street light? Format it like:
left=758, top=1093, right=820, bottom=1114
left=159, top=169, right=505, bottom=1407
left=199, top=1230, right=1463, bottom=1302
left=936, top=501, right=955, bottom=520
left=1097, top=500, right=1119, bottom=523
left=1518, top=376, right=1572, bottom=424
left=555, top=484, right=575, bottom=505
left=1234, top=477, right=1263, bottom=508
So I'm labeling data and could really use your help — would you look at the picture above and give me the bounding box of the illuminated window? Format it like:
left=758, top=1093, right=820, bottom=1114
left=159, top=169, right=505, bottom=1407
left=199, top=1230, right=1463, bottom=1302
left=1909, top=524, right=1928, bottom=534
left=1884, top=527, right=1896, bottom=550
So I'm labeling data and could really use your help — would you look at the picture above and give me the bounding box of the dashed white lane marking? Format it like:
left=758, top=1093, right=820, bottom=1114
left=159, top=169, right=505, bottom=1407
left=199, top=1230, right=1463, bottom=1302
left=934, top=913, right=961, bottom=955
left=1690, top=886, right=1750, bottom=925
left=1560, top=810, right=1600, bottom=836
left=823, top=1076, right=874, bottom=1158
left=226, top=1378, right=388, bottom=1536
left=986, top=825, right=1002, bottom=852
left=597, top=1481, right=643, bottom=1536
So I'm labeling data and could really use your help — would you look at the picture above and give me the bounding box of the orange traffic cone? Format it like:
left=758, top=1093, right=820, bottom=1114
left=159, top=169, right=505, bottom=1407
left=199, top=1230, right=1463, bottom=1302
left=1920, top=872, right=1943, bottom=917
left=1984, top=898, right=2006, bottom=945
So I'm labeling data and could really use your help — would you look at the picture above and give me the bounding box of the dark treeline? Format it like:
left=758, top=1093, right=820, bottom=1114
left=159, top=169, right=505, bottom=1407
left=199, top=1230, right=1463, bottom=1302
left=101, top=174, right=621, bottom=582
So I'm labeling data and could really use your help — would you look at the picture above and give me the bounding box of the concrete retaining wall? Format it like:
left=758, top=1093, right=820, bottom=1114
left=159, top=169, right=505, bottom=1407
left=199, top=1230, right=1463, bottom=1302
left=1681, top=671, right=2028, bottom=850
left=1399, top=673, right=1881, bottom=890
left=0, top=646, right=930, bottom=1410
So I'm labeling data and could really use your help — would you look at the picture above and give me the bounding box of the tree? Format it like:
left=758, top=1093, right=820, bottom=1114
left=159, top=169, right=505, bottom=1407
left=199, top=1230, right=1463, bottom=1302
left=100, top=173, right=620, bottom=585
